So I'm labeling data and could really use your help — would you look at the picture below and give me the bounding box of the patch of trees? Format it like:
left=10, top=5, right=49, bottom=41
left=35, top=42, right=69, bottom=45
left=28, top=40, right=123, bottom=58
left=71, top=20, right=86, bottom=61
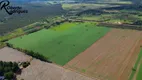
left=0, top=42, right=6, bottom=49
left=132, top=67, right=136, bottom=71
left=6, top=43, right=13, bottom=48
left=19, top=48, right=51, bottom=62
left=45, top=20, right=67, bottom=29
left=25, top=28, right=42, bottom=34
left=6, top=43, right=51, bottom=63
left=21, top=49, right=49, bottom=62
left=44, top=26, right=50, bottom=29
left=98, top=22, right=142, bottom=30
left=133, top=20, right=142, bottom=25
left=0, top=61, right=20, bottom=80
left=21, top=62, right=30, bottom=68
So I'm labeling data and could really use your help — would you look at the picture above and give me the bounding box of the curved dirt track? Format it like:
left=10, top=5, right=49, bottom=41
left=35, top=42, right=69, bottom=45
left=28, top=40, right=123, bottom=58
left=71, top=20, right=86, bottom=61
left=64, top=29, right=142, bottom=80
left=17, top=59, right=97, bottom=80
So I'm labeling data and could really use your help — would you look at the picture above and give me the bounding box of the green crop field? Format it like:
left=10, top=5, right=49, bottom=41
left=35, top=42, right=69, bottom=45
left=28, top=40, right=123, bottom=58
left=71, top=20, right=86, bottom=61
left=8, top=22, right=110, bottom=66
left=136, top=48, right=142, bottom=80
left=129, top=48, right=142, bottom=80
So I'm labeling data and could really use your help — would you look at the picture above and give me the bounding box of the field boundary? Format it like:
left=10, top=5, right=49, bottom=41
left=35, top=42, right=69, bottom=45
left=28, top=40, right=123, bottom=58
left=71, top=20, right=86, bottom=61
left=133, top=58, right=142, bottom=80
left=119, top=37, right=141, bottom=80
left=63, top=29, right=114, bottom=80
left=63, top=29, right=112, bottom=65
left=129, top=39, right=142, bottom=80
left=63, top=65, right=98, bottom=80
left=64, top=29, right=142, bottom=80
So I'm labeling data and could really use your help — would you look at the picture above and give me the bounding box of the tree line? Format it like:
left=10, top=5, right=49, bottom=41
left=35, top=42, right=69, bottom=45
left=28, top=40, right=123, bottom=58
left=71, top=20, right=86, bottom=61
left=6, top=43, right=51, bottom=63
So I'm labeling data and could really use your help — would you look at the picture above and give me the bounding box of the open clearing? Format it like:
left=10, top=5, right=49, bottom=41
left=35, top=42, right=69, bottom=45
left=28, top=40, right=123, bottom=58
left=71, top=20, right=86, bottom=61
left=8, top=22, right=110, bottom=66
left=17, top=59, right=96, bottom=80
left=0, top=47, right=31, bottom=62
left=64, top=29, right=142, bottom=80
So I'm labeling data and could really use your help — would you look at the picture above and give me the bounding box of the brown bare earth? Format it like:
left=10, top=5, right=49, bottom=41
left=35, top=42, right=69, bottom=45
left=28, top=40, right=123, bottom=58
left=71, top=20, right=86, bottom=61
left=64, top=29, right=142, bottom=80
left=17, top=59, right=97, bottom=80
left=0, top=47, right=31, bottom=62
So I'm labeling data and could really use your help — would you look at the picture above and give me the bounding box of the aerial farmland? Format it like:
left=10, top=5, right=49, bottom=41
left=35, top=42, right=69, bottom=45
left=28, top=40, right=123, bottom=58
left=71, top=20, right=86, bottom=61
left=8, top=22, right=110, bottom=65
left=65, top=29, right=142, bottom=80
left=7, top=22, right=142, bottom=80
left=0, top=0, right=142, bottom=80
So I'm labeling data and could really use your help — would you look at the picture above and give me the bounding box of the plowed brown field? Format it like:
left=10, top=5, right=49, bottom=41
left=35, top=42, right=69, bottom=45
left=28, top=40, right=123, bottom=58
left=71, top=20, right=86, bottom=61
left=64, top=29, right=142, bottom=80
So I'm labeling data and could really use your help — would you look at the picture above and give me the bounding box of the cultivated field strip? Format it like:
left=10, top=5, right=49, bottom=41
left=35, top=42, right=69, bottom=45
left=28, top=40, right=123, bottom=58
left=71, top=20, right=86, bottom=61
left=130, top=40, right=142, bottom=80
left=133, top=58, right=142, bottom=80
left=64, top=29, right=142, bottom=80
left=8, top=22, right=110, bottom=66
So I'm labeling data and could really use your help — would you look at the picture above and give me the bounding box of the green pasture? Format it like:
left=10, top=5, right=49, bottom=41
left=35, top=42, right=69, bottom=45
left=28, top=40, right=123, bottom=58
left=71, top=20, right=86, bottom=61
left=8, top=22, right=110, bottom=66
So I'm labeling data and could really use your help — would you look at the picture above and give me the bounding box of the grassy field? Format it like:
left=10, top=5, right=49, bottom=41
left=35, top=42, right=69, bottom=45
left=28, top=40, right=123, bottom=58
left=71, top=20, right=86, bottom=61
left=129, top=48, right=142, bottom=80
left=8, top=22, right=110, bottom=66
left=136, top=48, right=142, bottom=80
